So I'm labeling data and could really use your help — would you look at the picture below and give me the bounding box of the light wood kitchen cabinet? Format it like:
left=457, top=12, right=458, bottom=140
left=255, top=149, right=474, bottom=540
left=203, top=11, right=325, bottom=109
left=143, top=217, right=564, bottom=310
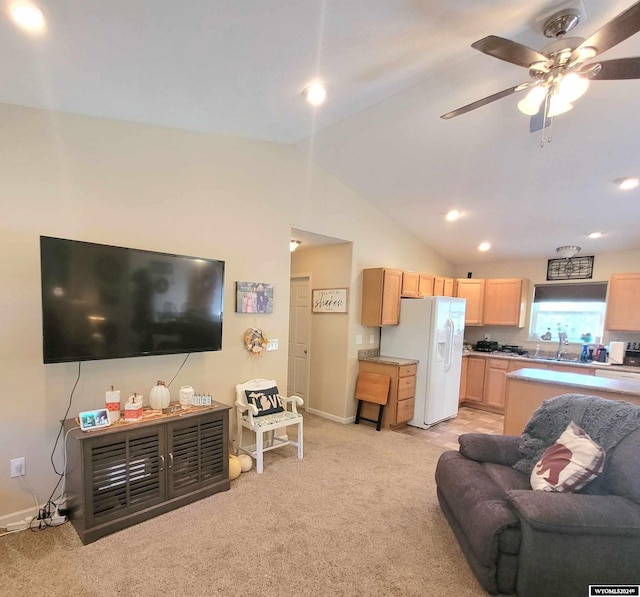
left=455, top=279, right=485, bottom=325
left=401, top=272, right=435, bottom=298
left=358, top=361, right=417, bottom=428
left=463, top=356, right=486, bottom=405
left=483, top=358, right=509, bottom=410
left=483, top=278, right=530, bottom=327
left=362, top=268, right=403, bottom=326
left=547, top=364, right=594, bottom=375
left=434, top=276, right=454, bottom=297
left=459, top=356, right=468, bottom=403
left=605, top=273, right=640, bottom=331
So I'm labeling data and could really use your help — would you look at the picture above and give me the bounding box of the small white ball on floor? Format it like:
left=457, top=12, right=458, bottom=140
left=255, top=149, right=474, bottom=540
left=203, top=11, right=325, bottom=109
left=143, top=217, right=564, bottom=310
left=238, top=454, right=253, bottom=472
left=229, top=455, right=242, bottom=480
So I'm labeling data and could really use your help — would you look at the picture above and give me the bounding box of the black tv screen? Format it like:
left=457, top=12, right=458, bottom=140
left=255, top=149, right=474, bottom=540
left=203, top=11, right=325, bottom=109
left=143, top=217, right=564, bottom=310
left=40, top=236, right=224, bottom=363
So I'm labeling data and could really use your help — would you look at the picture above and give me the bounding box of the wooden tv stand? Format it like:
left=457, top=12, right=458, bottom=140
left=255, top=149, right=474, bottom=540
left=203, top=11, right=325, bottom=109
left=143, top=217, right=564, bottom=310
left=63, top=402, right=230, bottom=544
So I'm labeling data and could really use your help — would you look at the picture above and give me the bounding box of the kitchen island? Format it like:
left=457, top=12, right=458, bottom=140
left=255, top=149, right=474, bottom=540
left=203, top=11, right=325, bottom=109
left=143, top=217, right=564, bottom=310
left=504, top=367, right=640, bottom=435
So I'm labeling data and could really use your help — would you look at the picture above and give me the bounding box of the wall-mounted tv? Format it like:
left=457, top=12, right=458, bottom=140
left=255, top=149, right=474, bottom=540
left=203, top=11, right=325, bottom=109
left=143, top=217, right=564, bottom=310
left=40, top=236, right=224, bottom=364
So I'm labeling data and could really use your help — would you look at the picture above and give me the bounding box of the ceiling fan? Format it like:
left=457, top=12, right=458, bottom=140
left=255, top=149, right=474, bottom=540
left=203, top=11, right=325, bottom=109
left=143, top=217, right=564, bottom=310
left=441, top=1, right=640, bottom=139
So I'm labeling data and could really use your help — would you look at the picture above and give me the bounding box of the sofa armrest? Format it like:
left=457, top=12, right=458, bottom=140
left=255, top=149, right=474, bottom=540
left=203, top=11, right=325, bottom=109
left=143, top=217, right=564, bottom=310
left=507, top=490, right=640, bottom=537
left=458, top=433, right=522, bottom=465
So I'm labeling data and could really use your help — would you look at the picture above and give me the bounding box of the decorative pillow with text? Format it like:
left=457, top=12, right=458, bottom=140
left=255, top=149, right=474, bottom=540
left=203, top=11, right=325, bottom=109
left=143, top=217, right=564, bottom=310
left=245, top=386, right=284, bottom=416
left=530, top=421, right=605, bottom=492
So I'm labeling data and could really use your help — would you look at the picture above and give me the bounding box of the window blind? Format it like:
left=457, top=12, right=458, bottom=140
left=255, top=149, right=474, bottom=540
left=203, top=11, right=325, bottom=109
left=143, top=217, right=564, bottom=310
left=533, top=282, right=607, bottom=303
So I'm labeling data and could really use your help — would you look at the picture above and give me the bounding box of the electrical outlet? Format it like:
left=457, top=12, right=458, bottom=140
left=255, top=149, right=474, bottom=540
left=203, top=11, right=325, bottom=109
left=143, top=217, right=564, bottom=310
left=484, top=334, right=491, bottom=341
left=369, top=334, right=375, bottom=344
left=10, top=457, right=25, bottom=478
left=356, top=335, right=363, bottom=345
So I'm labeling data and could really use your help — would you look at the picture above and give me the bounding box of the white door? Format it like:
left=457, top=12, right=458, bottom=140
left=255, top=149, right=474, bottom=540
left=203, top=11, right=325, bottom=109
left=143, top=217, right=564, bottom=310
left=288, top=276, right=310, bottom=405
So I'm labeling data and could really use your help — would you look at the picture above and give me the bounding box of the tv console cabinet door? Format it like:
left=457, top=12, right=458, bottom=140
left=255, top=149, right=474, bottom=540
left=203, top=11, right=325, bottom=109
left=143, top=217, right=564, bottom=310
left=83, top=424, right=167, bottom=531
left=166, top=411, right=227, bottom=499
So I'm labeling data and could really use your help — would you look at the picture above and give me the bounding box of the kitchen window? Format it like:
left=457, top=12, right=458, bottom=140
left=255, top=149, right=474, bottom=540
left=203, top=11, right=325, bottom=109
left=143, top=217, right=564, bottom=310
left=529, top=282, right=608, bottom=344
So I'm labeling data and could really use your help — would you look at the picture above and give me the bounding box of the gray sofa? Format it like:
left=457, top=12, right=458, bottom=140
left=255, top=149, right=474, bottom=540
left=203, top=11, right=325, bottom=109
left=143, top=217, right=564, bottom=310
left=435, top=394, right=640, bottom=597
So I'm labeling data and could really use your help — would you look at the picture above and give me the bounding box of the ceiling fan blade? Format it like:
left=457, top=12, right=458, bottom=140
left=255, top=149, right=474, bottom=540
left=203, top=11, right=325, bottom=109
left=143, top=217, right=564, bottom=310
left=585, top=57, right=640, bottom=79
left=530, top=106, right=550, bottom=133
left=471, top=35, right=549, bottom=68
left=441, top=82, right=533, bottom=119
left=571, top=0, right=640, bottom=61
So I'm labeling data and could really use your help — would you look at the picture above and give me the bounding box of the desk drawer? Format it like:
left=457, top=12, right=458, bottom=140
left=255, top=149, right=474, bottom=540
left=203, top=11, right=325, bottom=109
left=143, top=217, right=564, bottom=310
left=398, top=375, right=416, bottom=399
left=396, top=398, right=414, bottom=423
left=399, top=364, right=417, bottom=377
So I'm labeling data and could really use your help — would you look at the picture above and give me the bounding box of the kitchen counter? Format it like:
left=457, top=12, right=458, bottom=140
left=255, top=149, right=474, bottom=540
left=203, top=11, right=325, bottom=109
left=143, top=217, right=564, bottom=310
left=358, top=354, right=419, bottom=366
left=503, top=367, right=640, bottom=435
left=463, top=350, right=640, bottom=375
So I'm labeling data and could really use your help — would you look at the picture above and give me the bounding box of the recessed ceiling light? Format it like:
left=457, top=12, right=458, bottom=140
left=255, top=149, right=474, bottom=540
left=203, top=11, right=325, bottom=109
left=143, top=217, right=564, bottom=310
left=302, top=82, right=327, bottom=106
left=445, top=209, right=462, bottom=222
left=478, top=242, right=491, bottom=252
left=10, top=2, right=45, bottom=33
left=616, top=177, right=639, bottom=190
left=588, top=231, right=603, bottom=239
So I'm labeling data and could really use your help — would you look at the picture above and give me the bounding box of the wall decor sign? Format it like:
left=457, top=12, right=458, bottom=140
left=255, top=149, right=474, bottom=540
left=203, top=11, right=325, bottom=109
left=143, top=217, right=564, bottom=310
left=546, top=256, right=594, bottom=281
left=236, top=282, right=273, bottom=313
left=312, top=288, right=349, bottom=313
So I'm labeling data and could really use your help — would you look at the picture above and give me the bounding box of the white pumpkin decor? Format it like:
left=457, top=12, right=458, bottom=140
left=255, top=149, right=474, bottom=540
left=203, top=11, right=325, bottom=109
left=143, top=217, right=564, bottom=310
left=229, top=455, right=242, bottom=480
left=238, top=454, right=253, bottom=472
left=149, top=380, right=171, bottom=410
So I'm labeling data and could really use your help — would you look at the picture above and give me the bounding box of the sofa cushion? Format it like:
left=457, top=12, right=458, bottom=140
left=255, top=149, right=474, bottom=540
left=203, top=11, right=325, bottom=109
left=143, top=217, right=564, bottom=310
left=530, top=421, right=605, bottom=493
left=513, top=394, right=640, bottom=476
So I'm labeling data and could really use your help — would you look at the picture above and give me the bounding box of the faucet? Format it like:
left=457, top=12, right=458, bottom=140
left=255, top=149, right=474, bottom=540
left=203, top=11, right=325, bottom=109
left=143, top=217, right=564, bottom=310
left=557, top=332, right=569, bottom=359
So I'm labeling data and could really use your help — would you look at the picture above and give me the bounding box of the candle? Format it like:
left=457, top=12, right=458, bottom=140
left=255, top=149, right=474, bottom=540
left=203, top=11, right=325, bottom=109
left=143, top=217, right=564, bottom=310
left=105, top=386, right=121, bottom=423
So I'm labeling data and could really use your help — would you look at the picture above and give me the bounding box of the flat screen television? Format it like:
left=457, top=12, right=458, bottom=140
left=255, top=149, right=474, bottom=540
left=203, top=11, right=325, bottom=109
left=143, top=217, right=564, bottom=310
left=40, top=236, right=224, bottom=363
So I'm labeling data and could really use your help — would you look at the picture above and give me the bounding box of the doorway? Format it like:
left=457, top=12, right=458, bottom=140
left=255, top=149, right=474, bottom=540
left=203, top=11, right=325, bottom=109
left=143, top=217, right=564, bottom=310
left=288, top=276, right=310, bottom=407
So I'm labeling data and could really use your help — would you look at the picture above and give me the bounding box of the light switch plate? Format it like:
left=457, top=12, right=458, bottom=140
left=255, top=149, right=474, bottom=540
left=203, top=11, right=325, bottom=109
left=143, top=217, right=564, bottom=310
left=266, top=339, right=279, bottom=351
left=356, top=335, right=363, bottom=345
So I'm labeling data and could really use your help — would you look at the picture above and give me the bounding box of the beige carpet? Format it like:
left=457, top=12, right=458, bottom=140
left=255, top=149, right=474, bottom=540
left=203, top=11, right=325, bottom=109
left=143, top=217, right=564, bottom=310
left=0, top=413, right=489, bottom=597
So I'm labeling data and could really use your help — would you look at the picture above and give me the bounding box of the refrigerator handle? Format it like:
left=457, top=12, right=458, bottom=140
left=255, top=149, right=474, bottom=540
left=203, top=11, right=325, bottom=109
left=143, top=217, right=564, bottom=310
left=444, top=318, right=454, bottom=372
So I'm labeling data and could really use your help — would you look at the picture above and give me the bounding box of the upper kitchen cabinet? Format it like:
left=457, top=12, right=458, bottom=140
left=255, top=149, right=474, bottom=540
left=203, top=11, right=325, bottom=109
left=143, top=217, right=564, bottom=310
left=483, top=278, right=530, bottom=327
left=401, top=272, right=435, bottom=298
left=605, top=273, right=640, bottom=331
left=455, top=279, right=485, bottom=326
left=362, top=268, right=403, bottom=326
left=434, top=276, right=454, bottom=297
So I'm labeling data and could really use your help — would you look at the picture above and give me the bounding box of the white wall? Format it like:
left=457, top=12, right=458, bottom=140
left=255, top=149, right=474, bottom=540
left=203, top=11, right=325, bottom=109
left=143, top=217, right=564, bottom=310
left=0, top=104, right=450, bottom=517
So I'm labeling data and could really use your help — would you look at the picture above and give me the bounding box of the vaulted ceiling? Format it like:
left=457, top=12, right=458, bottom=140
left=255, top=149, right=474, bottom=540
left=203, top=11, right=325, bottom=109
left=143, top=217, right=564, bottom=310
left=3, top=0, right=640, bottom=264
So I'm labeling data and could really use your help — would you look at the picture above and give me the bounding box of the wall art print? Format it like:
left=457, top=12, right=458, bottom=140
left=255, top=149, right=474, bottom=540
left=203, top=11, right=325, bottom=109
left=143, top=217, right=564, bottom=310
left=236, top=281, right=273, bottom=314
left=312, top=288, right=349, bottom=313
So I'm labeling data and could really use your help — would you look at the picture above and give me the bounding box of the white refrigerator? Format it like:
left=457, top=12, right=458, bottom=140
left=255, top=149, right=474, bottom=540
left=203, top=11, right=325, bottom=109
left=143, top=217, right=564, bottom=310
left=380, top=296, right=466, bottom=429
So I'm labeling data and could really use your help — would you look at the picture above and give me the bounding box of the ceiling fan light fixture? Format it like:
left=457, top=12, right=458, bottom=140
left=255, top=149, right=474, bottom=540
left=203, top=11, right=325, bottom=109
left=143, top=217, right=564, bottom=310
left=556, top=245, right=581, bottom=259
left=517, top=86, right=546, bottom=115
left=577, top=46, right=597, bottom=61
left=547, top=94, right=573, bottom=117
left=558, top=72, right=589, bottom=103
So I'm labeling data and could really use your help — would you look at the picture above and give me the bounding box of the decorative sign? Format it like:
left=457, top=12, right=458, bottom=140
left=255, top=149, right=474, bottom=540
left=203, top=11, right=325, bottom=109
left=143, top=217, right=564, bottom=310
left=312, top=288, right=349, bottom=313
left=546, top=256, right=594, bottom=281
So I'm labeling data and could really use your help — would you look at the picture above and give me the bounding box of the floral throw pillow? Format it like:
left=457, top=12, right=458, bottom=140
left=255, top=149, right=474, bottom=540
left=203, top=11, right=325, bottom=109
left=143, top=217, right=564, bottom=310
left=244, top=386, right=284, bottom=416
left=530, top=421, right=605, bottom=492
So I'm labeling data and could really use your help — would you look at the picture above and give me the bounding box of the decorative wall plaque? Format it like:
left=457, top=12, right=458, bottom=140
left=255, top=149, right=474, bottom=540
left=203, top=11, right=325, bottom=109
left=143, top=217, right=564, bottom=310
left=546, top=256, right=594, bottom=281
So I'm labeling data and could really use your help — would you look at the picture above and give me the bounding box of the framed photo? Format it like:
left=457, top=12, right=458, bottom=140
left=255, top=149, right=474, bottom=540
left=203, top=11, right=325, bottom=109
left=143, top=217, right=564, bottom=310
left=312, top=288, right=349, bottom=313
left=236, top=281, right=273, bottom=314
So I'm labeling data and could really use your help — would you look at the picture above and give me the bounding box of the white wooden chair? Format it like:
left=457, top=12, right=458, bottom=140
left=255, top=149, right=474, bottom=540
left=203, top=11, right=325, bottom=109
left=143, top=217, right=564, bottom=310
left=234, top=379, right=304, bottom=474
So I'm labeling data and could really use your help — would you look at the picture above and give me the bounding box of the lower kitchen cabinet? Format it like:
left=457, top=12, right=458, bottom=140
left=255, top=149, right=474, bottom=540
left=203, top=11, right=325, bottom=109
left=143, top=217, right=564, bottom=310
left=484, top=358, right=509, bottom=410
left=358, top=360, right=417, bottom=428
left=63, top=404, right=230, bottom=544
left=462, top=356, right=485, bottom=406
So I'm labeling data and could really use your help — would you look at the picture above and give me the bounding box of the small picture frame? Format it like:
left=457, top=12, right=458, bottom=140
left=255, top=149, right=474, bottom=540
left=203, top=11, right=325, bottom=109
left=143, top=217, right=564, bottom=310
left=236, top=281, right=273, bottom=314
left=312, top=288, right=349, bottom=313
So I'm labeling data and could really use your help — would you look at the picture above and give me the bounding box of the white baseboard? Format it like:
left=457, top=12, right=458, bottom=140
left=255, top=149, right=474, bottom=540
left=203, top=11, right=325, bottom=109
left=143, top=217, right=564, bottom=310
left=0, top=505, right=40, bottom=528
left=306, top=407, right=354, bottom=425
